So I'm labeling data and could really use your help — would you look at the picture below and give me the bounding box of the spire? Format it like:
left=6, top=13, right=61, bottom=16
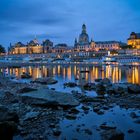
left=74, top=38, right=78, bottom=47
left=75, top=38, right=77, bottom=44
left=10, top=43, right=12, bottom=48
left=82, top=24, right=86, bottom=33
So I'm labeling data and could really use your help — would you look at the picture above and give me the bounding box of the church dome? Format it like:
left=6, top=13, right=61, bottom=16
left=79, top=24, right=89, bottom=44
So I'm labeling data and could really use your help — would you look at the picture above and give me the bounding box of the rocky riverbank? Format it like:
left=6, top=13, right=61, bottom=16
left=0, top=74, right=140, bottom=140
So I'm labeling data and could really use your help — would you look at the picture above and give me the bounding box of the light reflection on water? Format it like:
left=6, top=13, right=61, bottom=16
left=0, top=64, right=140, bottom=85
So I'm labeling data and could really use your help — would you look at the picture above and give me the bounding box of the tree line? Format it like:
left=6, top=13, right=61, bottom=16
left=0, top=45, right=6, bottom=54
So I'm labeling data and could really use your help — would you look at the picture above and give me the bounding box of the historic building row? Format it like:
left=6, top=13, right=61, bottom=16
left=8, top=24, right=139, bottom=55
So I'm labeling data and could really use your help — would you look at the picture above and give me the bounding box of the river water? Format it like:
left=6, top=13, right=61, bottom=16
left=1, top=63, right=140, bottom=85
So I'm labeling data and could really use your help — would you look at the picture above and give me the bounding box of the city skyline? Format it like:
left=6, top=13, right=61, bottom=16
left=0, top=0, right=140, bottom=48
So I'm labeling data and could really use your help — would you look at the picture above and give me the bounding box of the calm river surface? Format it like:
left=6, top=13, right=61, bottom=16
left=1, top=64, right=140, bottom=85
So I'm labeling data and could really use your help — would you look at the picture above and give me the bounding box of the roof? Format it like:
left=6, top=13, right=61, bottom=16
left=136, top=33, right=140, bottom=38
left=128, top=32, right=140, bottom=40
left=95, top=41, right=123, bottom=44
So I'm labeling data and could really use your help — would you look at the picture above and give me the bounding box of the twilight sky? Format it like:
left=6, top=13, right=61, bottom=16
left=0, top=0, right=140, bottom=48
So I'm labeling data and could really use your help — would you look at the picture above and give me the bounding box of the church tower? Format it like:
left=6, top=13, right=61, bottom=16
left=82, top=24, right=87, bottom=34
left=79, top=24, right=89, bottom=43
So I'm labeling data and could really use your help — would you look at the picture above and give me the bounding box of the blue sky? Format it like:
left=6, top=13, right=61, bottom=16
left=0, top=0, right=140, bottom=48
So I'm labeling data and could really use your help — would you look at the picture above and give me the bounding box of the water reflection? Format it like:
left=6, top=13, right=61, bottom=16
left=1, top=65, right=140, bottom=85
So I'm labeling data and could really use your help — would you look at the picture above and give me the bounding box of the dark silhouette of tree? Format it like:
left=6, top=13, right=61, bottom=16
left=0, top=45, right=6, bottom=53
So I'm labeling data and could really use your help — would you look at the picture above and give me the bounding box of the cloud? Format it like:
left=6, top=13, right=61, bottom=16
left=0, top=0, right=140, bottom=47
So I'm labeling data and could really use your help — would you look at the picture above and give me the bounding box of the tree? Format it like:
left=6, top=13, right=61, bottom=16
left=0, top=45, right=6, bottom=54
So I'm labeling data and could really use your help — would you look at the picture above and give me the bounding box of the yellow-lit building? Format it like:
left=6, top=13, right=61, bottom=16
left=8, top=39, right=53, bottom=54
left=127, top=32, right=140, bottom=49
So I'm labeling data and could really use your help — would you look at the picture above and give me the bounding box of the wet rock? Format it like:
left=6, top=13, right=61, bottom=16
left=64, top=82, right=77, bottom=88
left=17, top=87, right=37, bottom=93
left=21, top=88, right=79, bottom=107
left=0, top=121, right=17, bottom=140
left=102, top=106, right=109, bottom=110
left=69, top=108, right=80, bottom=114
left=0, top=105, right=19, bottom=122
left=76, top=127, right=80, bottom=132
left=82, top=105, right=90, bottom=111
left=0, top=82, right=2, bottom=87
left=84, top=128, right=92, bottom=135
left=134, top=119, right=140, bottom=124
left=51, top=88, right=55, bottom=91
left=52, top=128, right=61, bottom=136
left=101, top=78, right=112, bottom=86
left=49, top=123, right=56, bottom=128
left=83, top=83, right=96, bottom=91
left=97, top=95, right=106, bottom=99
left=128, top=129, right=134, bottom=133
left=93, top=107, right=100, bottom=112
left=128, top=84, right=140, bottom=93
left=3, top=91, right=18, bottom=103
left=23, top=111, right=40, bottom=121
left=33, top=77, right=58, bottom=85
left=80, top=96, right=105, bottom=103
left=101, top=129, right=124, bottom=140
left=130, top=112, right=138, bottom=119
left=0, top=105, right=18, bottom=140
left=96, top=83, right=106, bottom=94
left=71, top=90, right=79, bottom=94
left=97, top=110, right=104, bottom=115
left=107, top=84, right=127, bottom=95
left=100, top=124, right=116, bottom=130
left=66, top=114, right=77, bottom=120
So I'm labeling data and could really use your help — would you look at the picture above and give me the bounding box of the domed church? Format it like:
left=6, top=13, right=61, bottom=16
left=74, top=24, right=93, bottom=52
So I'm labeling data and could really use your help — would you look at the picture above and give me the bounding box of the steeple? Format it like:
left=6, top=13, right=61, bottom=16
left=75, top=38, right=77, bottom=44
left=82, top=24, right=86, bottom=34
left=74, top=38, right=77, bottom=47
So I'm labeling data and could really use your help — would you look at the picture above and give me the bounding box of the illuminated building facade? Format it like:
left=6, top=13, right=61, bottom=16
left=8, top=39, right=53, bottom=54
left=74, top=24, right=122, bottom=53
left=127, top=32, right=140, bottom=49
left=95, top=41, right=121, bottom=51
left=52, top=44, right=68, bottom=53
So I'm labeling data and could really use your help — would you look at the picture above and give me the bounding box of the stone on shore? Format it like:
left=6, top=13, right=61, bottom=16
left=107, top=84, right=128, bottom=95
left=128, top=84, right=140, bottom=93
left=17, top=87, right=37, bottom=93
left=83, top=83, right=96, bottom=91
left=64, top=82, right=77, bottom=88
left=21, top=88, right=79, bottom=107
left=23, top=111, right=40, bottom=121
left=101, top=78, right=111, bottom=86
left=0, top=121, right=17, bottom=140
left=0, top=105, right=19, bottom=122
left=32, top=77, right=58, bottom=85
left=101, top=129, right=124, bottom=140
left=96, top=83, right=106, bottom=94
left=0, top=105, right=19, bottom=140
